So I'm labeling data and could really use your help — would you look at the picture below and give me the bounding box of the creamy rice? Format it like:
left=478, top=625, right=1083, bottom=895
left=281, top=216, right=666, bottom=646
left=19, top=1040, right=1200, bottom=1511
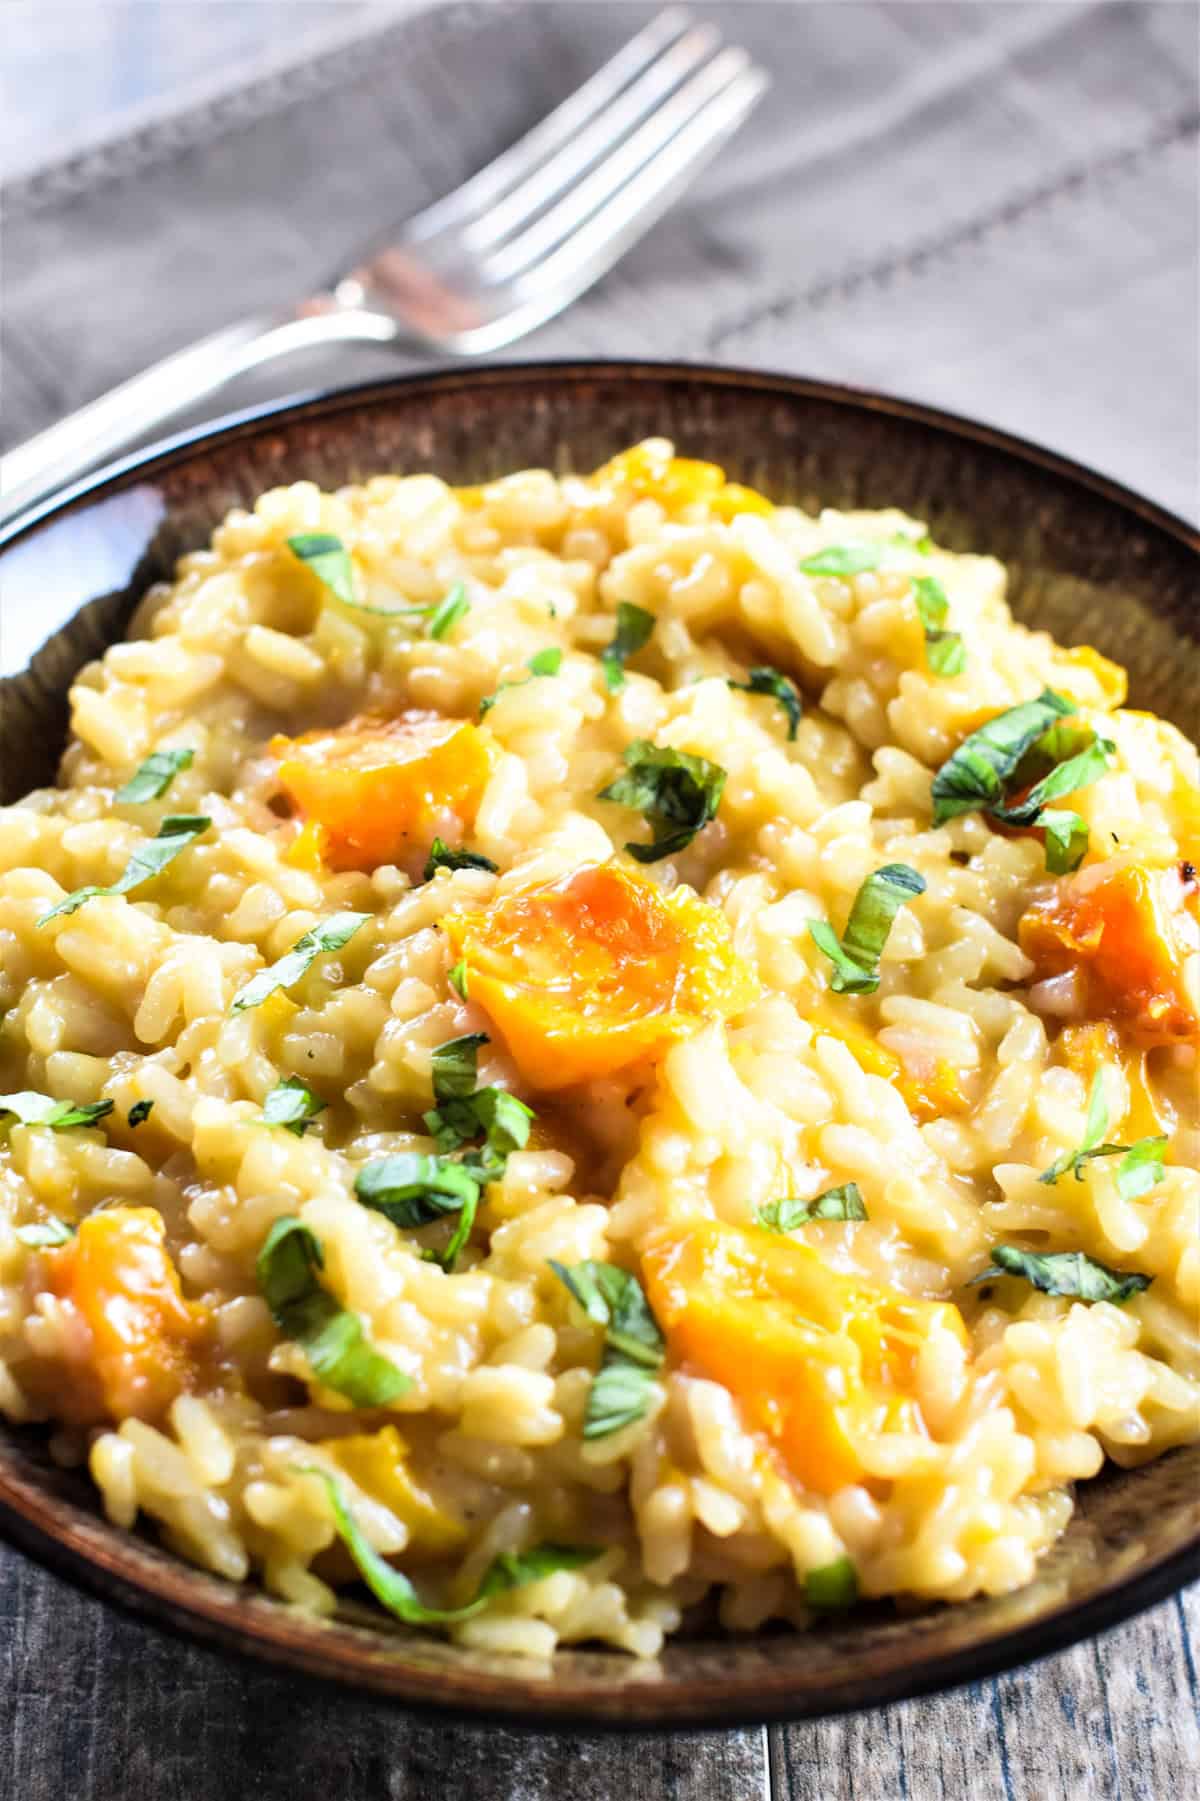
left=1, top=440, right=1197, bottom=1659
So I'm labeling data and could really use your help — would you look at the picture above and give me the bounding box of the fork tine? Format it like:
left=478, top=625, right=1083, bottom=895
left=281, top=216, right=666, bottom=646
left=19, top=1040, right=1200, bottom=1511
left=459, top=63, right=766, bottom=351
left=480, top=47, right=757, bottom=289
left=404, top=7, right=696, bottom=244
left=457, top=22, right=723, bottom=254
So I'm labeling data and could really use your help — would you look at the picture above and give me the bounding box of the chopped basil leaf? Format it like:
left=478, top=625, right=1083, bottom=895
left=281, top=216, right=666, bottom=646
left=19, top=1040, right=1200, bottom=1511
left=930, top=689, right=1075, bottom=825
left=424, top=1032, right=533, bottom=1168
left=448, top=960, right=469, bottom=1000
left=549, top=1259, right=664, bottom=1438
left=1114, top=1135, right=1168, bottom=1201
left=988, top=730, right=1114, bottom=873
left=757, top=1184, right=868, bottom=1230
left=598, top=739, right=726, bottom=863
left=800, top=544, right=882, bottom=578
left=600, top=602, right=655, bottom=691
left=231, top=911, right=370, bottom=1012
left=805, top=1555, right=859, bottom=1611
left=478, top=648, right=563, bottom=716
left=38, top=815, right=212, bottom=924
left=298, top=1466, right=598, bottom=1626
left=913, top=577, right=966, bottom=677
left=287, top=532, right=356, bottom=605
left=808, top=863, right=926, bottom=995
left=127, top=1099, right=154, bottom=1127
left=15, top=1216, right=75, bottom=1247
left=354, top=1152, right=482, bottom=1272
left=257, top=1217, right=410, bottom=1404
left=1040, top=810, right=1091, bottom=875
left=0, top=1092, right=114, bottom=1131
left=430, top=1033, right=488, bottom=1102
left=426, top=583, right=470, bottom=641
left=263, top=1076, right=326, bottom=1136
left=1039, top=1075, right=1168, bottom=1198
left=728, top=666, right=803, bottom=739
left=972, top=1243, right=1152, bottom=1305
left=115, top=748, right=194, bottom=804
left=423, top=837, right=498, bottom=881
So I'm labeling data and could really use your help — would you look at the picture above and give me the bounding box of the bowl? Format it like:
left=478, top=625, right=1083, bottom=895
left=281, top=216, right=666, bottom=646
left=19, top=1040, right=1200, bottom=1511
left=1, top=362, right=1197, bottom=1727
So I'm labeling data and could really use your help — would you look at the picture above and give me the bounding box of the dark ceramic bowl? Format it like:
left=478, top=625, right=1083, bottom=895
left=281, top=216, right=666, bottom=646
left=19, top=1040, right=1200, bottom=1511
left=1, top=364, right=1197, bottom=1728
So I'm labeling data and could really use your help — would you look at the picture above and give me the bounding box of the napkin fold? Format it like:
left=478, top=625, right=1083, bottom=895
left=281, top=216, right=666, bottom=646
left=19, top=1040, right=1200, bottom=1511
left=4, top=0, right=1196, bottom=518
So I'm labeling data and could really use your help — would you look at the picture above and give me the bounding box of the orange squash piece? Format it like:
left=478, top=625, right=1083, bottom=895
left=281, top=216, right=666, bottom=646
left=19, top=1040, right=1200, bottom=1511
left=272, top=711, right=495, bottom=873
left=590, top=443, right=773, bottom=519
left=442, top=862, right=758, bottom=1090
left=640, top=1219, right=968, bottom=1495
left=46, top=1208, right=210, bottom=1424
left=1019, top=857, right=1200, bottom=1046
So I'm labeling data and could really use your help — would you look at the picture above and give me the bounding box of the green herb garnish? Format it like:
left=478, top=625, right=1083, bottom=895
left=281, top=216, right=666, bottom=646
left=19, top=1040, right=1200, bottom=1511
left=728, top=666, right=803, bottom=739
left=805, top=1556, right=859, bottom=1611
left=231, top=911, right=370, bottom=1013
left=38, top=815, right=212, bottom=924
left=115, top=748, right=195, bottom=804
left=600, top=602, right=655, bottom=691
left=549, top=1259, right=665, bottom=1438
left=1038, top=1072, right=1168, bottom=1199
left=448, top=960, right=469, bottom=1000
left=298, top=1466, right=598, bottom=1626
left=257, top=1217, right=411, bottom=1404
left=262, top=1076, right=326, bottom=1136
left=808, top=863, right=926, bottom=995
left=931, top=689, right=1076, bottom=825
left=354, top=1151, right=482, bottom=1272
left=127, top=1100, right=154, bottom=1127
left=757, top=1184, right=868, bottom=1231
left=426, top=582, right=470, bottom=641
left=598, top=740, right=726, bottom=862
left=0, top=1092, right=114, bottom=1131
left=478, top=648, right=563, bottom=717
left=15, top=1217, right=75, bottom=1248
left=971, top=1243, right=1152, bottom=1305
left=912, top=576, right=966, bottom=677
left=287, top=532, right=356, bottom=605
left=800, top=544, right=882, bottom=578
left=423, top=837, right=498, bottom=881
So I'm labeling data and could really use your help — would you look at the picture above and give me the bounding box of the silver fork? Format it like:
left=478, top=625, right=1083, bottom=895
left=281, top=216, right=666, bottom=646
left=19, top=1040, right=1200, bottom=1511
left=0, top=9, right=766, bottom=527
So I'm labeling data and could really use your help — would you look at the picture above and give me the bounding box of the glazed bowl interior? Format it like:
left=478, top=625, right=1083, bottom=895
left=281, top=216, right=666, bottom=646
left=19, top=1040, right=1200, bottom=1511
left=0, top=364, right=1197, bottom=1727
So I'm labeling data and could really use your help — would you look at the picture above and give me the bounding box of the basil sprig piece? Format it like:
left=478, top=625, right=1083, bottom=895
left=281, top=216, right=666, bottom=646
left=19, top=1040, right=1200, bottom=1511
left=728, top=666, right=803, bottom=739
left=930, top=688, right=1114, bottom=873
left=806, top=1556, right=859, bottom=1611
left=931, top=689, right=1075, bottom=824
left=757, top=1184, right=868, bottom=1231
left=353, top=1037, right=532, bottom=1272
left=423, top=837, right=498, bottom=881
left=127, top=1100, right=154, bottom=1127
left=800, top=544, right=882, bottom=578
left=598, top=740, right=726, bottom=863
left=550, top=1260, right=665, bottom=1438
left=263, top=1076, right=326, bottom=1136
left=600, top=602, right=655, bottom=691
left=15, top=1217, right=75, bottom=1248
left=971, top=1243, right=1152, bottom=1306
left=231, top=911, right=370, bottom=1012
left=808, top=864, right=926, bottom=995
left=426, top=582, right=470, bottom=641
left=287, top=532, right=356, bottom=605
left=257, top=1218, right=411, bottom=1404
left=478, top=648, right=563, bottom=717
left=448, top=960, right=469, bottom=1000
left=115, top=748, right=195, bottom=804
left=1038, top=1072, right=1168, bottom=1200
left=299, top=1466, right=598, bottom=1626
left=38, top=815, right=212, bottom=924
left=912, top=576, right=966, bottom=677
left=0, top=1092, right=114, bottom=1131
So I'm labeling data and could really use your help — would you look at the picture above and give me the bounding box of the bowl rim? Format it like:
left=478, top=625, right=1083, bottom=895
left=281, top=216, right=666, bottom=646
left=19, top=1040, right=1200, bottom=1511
left=0, top=358, right=1197, bottom=1728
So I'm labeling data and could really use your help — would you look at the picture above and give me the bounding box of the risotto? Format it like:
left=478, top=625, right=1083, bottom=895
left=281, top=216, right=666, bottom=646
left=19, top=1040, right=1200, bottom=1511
left=1, top=440, right=1197, bottom=1660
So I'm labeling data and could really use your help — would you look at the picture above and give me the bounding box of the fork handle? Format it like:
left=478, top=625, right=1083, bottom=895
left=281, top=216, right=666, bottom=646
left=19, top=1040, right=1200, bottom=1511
left=0, top=307, right=399, bottom=530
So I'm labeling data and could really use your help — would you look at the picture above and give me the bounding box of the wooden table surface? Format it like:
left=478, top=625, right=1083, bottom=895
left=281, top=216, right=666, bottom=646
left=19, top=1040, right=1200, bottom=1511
left=3, top=5, right=1198, bottom=1795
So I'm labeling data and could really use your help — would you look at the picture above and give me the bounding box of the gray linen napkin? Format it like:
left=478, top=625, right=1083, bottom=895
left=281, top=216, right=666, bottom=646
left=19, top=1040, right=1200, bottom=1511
left=3, top=0, right=1197, bottom=519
